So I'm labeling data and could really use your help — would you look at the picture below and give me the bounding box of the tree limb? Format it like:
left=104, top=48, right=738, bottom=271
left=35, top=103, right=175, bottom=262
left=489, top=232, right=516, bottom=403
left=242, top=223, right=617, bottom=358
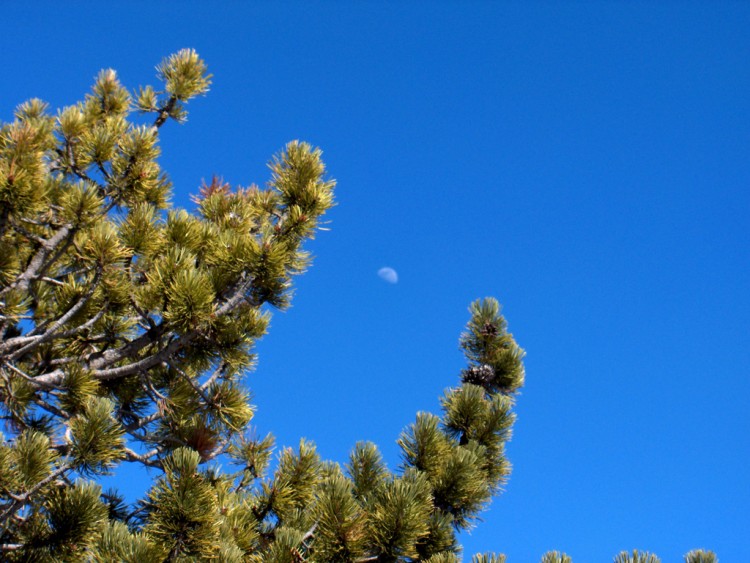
left=0, top=224, right=73, bottom=298
left=3, top=268, right=102, bottom=360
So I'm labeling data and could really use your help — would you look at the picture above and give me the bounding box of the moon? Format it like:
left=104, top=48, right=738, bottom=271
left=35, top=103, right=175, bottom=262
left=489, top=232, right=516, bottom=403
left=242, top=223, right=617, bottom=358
left=377, top=267, right=398, bottom=284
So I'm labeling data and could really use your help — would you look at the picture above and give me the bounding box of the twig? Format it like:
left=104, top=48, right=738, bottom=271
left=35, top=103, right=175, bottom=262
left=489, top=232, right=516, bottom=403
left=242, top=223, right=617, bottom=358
left=32, top=396, right=69, bottom=420
left=6, top=268, right=102, bottom=360
left=124, top=447, right=162, bottom=469
left=200, top=361, right=227, bottom=392
left=152, top=95, right=178, bottom=129
left=8, top=220, right=47, bottom=246
left=0, top=464, right=70, bottom=526
left=166, top=361, right=211, bottom=404
left=2, top=361, right=59, bottom=390
left=0, top=224, right=73, bottom=298
left=121, top=409, right=162, bottom=432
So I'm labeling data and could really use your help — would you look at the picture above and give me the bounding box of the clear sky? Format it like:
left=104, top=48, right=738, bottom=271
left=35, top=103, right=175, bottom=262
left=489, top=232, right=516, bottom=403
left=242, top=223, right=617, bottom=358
left=2, top=2, right=748, bottom=560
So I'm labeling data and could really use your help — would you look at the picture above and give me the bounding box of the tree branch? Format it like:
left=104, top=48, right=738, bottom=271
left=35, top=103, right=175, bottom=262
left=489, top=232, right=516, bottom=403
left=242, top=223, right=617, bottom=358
left=93, top=334, right=194, bottom=381
left=2, top=361, right=60, bottom=390
left=0, top=464, right=70, bottom=526
left=124, top=447, right=162, bottom=469
left=200, top=361, right=227, bottom=392
left=4, top=268, right=102, bottom=360
left=153, top=95, right=178, bottom=129
left=0, top=224, right=73, bottom=298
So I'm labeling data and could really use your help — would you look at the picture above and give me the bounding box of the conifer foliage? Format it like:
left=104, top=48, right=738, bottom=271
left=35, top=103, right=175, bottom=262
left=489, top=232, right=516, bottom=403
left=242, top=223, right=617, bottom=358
left=0, top=51, right=717, bottom=562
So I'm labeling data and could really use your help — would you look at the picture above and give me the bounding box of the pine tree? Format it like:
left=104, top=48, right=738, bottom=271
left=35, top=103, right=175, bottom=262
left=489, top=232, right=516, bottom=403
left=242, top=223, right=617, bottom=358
left=0, top=51, right=717, bottom=562
left=614, top=550, right=661, bottom=563
left=684, top=550, right=718, bottom=563
left=541, top=552, right=572, bottom=563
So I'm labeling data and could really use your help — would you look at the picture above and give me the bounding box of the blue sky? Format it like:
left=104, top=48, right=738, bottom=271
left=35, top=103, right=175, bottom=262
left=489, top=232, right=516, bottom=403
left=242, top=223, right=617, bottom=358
left=2, top=2, right=749, bottom=560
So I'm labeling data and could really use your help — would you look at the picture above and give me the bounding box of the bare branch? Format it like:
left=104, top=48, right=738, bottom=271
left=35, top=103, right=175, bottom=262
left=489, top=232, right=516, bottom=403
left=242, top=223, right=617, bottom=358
left=0, top=224, right=73, bottom=299
left=152, top=95, right=178, bottom=129
left=17, top=216, right=49, bottom=228
left=202, top=437, right=231, bottom=462
left=8, top=219, right=47, bottom=246
left=200, top=361, right=227, bottom=392
left=124, top=447, right=162, bottom=469
left=89, top=323, right=168, bottom=371
left=25, top=368, right=64, bottom=389
left=2, top=361, right=60, bottom=390
left=121, top=409, right=162, bottom=432
left=32, top=396, right=69, bottom=420
left=140, top=370, right=168, bottom=402
left=55, top=305, right=107, bottom=339
left=0, top=464, right=70, bottom=526
left=215, top=273, right=254, bottom=316
left=40, top=276, right=65, bottom=287
left=5, top=268, right=102, bottom=360
left=94, top=334, right=193, bottom=381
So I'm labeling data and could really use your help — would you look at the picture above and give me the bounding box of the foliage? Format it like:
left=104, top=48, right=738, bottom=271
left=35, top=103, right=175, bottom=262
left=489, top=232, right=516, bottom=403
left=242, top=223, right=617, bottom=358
left=684, top=550, right=718, bottom=563
left=0, top=50, right=716, bottom=562
left=541, top=552, right=572, bottom=563
left=614, top=550, right=661, bottom=563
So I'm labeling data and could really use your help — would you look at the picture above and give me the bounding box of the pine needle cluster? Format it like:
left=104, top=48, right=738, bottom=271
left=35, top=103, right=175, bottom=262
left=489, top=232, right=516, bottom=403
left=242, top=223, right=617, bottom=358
left=0, top=51, right=716, bottom=562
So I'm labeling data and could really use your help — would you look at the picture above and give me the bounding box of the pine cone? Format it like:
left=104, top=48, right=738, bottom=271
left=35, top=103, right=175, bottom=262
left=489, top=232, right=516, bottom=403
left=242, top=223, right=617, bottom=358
left=461, top=363, right=495, bottom=387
